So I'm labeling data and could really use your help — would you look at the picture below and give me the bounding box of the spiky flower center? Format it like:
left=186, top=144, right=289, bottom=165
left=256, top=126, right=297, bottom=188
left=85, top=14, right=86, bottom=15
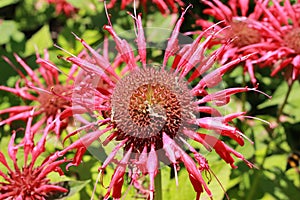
left=1, top=166, right=48, bottom=197
left=284, top=28, right=300, bottom=54
left=38, top=85, right=71, bottom=117
left=230, top=21, right=261, bottom=47
left=111, top=68, right=194, bottom=153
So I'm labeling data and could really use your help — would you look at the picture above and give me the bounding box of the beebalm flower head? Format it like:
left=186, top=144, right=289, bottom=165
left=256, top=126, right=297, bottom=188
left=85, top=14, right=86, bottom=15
left=248, top=0, right=300, bottom=81
left=196, top=0, right=272, bottom=85
left=106, top=0, right=184, bottom=14
left=0, top=50, right=78, bottom=136
left=61, top=8, right=265, bottom=200
left=0, top=110, right=68, bottom=199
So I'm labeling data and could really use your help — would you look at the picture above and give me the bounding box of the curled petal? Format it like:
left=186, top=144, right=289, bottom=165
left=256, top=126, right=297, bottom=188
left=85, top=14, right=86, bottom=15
left=104, top=146, right=132, bottom=199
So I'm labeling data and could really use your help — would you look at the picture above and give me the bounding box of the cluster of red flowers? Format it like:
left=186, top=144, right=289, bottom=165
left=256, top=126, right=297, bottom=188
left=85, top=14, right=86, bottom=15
left=197, top=0, right=300, bottom=84
left=1, top=0, right=298, bottom=199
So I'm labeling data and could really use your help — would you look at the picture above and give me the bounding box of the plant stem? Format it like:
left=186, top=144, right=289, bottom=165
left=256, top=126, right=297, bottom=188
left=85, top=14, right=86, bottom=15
left=261, top=80, right=295, bottom=165
left=154, top=172, right=162, bottom=200
left=241, top=70, right=247, bottom=111
left=276, top=80, right=294, bottom=124
left=245, top=171, right=262, bottom=200
left=247, top=80, right=295, bottom=199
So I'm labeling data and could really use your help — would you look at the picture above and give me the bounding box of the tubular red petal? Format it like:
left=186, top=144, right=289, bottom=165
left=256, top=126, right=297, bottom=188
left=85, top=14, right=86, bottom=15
left=103, top=25, right=137, bottom=71
left=105, top=146, right=132, bottom=199
left=13, top=53, right=43, bottom=87
left=35, top=185, right=68, bottom=193
left=66, top=56, right=115, bottom=87
left=0, top=105, right=33, bottom=115
left=162, top=5, right=191, bottom=68
left=101, top=138, right=128, bottom=170
left=147, top=143, right=158, bottom=195
left=66, top=147, right=86, bottom=170
left=72, top=33, right=119, bottom=79
left=23, top=109, right=34, bottom=166
left=0, top=152, right=12, bottom=173
left=179, top=149, right=212, bottom=198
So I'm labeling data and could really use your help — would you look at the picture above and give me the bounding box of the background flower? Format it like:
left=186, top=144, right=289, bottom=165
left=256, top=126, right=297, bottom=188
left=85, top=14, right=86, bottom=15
left=249, top=0, right=300, bottom=81
left=0, top=50, right=77, bottom=136
left=0, top=110, right=68, bottom=199
left=106, top=0, right=184, bottom=14
left=47, top=0, right=78, bottom=16
left=196, top=0, right=271, bottom=85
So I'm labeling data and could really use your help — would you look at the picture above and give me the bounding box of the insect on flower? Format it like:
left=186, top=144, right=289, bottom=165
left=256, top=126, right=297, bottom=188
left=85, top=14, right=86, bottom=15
left=59, top=4, right=270, bottom=200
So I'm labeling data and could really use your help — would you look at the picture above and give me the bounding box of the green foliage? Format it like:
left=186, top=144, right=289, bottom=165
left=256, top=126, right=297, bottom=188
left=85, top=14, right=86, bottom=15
left=1, top=0, right=300, bottom=199
left=0, top=0, right=19, bottom=8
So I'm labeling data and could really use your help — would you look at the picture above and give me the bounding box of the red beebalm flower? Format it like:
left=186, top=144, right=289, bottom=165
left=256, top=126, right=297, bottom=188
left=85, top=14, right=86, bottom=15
left=47, top=0, right=78, bottom=16
left=0, top=50, right=78, bottom=136
left=106, top=0, right=184, bottom=15
left=60, top=7, right=268, bottom=200
left=0, top=110, right=69, bottom=199
left=196, top=0, right=272, bottom=85
left=247, top=0, right=300, bottom=80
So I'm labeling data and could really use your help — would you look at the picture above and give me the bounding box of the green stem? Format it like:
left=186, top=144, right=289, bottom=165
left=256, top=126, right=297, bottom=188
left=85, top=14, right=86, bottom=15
left=154, top=172, right=162, bottom=200
left=276, top=81, right=294, bottom=124
left=241, top=71, right=247, bottom=111
left=247, top=80, right=295, bottom=199
left=260, top=80, right=294, bottom=165
left=245, top=171, right=262, bottom=200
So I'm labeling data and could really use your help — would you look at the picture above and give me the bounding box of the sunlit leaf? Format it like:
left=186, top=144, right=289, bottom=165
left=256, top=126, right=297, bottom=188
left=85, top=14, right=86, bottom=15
left=24, top=25, right=53, bottom=56
left=0, top=0, right=19, bottom=8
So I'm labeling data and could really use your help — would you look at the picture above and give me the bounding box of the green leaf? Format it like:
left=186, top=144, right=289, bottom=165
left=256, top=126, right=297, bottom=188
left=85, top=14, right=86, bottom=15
left=0, top=20, right=24, bottom=45
left=80, top=30, right=102, bottom=45
left=258, top=81, right=300, bottom=111
left=201, top=161, right=232, bottom=200
left=0, top=0, right=19, bottom=8
left=61, top=179, right=91, bottom=199
left=162, top=166, right=196, bottom=200
left=24, top=25, right=53, bottom=56
left=161, top=160, right=231, bottom=200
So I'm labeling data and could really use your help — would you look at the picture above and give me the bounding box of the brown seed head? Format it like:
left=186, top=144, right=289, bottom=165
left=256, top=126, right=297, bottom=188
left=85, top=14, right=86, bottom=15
left=38, top=85, right=71, bottom=117
left=229, top=21, right=261, bottom=47
left=284, top=28, right=300, bottom=54
left=111, top=68, right=195, bottom=152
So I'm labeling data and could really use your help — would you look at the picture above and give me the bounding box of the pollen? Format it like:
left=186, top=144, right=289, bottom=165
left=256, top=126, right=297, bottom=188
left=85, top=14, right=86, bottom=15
left=284, top=28, right=300, bottom=54
left=111, top=68, right=195, bottom=153
left=38, top=85, right=71, bottom=117
left=229, top=21, right=261, bottom=47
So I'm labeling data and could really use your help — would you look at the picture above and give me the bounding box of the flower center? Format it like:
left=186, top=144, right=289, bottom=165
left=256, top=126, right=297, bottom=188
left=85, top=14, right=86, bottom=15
left=111, top=68, right=194, bottom=153
left=38, top=85, right=71, bottom=117
left=229, top=21, right=261, bottom=47
left=1, top=167, right=47, bottom=197
left=284, top=28, right=300, bottom=54
left=0, top=166, right=69, bottom=198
